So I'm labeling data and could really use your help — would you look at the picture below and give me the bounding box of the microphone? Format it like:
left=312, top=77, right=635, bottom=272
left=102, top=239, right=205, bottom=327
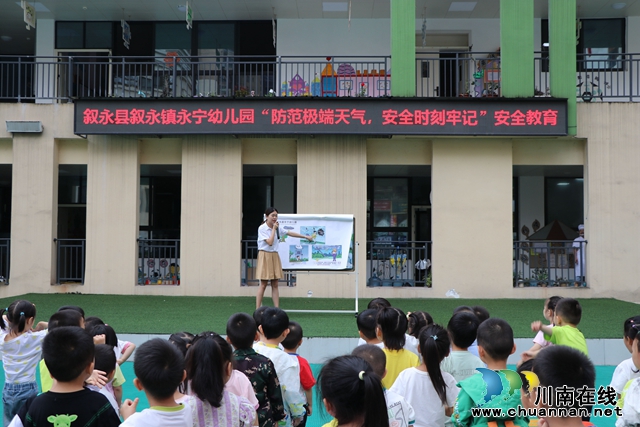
left=276, top=227, right=280, bottom=240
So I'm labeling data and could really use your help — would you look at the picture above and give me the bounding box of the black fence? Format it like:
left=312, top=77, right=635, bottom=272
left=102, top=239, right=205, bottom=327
left=367, top=240, right=432, bottom=287
left=137, top=239, right=180, bottom=285
left=514, top=240, right=587, bottom=287
left=55, top=238, right=85, bottom=284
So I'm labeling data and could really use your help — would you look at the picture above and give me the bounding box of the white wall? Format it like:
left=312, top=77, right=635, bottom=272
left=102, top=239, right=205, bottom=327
left=415, top=19, right=500, bottom=53
left=277, top=19, right=391, bottom=57
left=628, top=17, right=640, bottom=53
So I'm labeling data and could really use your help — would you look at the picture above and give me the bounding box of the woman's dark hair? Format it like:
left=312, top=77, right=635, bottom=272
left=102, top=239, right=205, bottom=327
left=90, top=324, right=118, bottom=347
left=376, top=307, right=407, bottom=350
left=318, top=355, right=388, bottom=427
left=407, top=311, right=433, bottom=338
left=262, top=207, right=278, bottom=224
left=0, top=300, right=37, bottom=333
left=186, top=331, right=232, bottom=407
left=546, top=296, right=562, bottom=313
left=419, top=324, right=451, bottom=405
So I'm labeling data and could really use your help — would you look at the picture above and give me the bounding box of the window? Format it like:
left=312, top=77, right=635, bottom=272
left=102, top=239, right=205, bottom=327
left=578, top=19, right=625, bottom=70
left=370, top=178, right=409, bottom=242
left=56, top=22, right=113, bottom=50
left=541, top=18, right=625, bottom=71
left=545, top=178, right=584, bottom=230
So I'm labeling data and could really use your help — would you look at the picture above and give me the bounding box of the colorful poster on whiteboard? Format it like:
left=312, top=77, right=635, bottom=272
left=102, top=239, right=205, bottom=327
left=277, top=214, right=354, bottom=271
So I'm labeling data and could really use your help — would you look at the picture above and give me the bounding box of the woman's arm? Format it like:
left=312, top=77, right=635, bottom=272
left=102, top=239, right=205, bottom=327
left=265, top=225, right=277, bottom=246
left=287, top=231, right=312, bottom=240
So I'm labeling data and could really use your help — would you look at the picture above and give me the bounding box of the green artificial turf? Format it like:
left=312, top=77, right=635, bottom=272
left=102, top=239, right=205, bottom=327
left=1, top=293, right=637, bottom=338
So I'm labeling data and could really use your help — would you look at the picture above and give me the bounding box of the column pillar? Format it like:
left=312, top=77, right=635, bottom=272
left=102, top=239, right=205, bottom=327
left=431, top=139, right=513, bottom=298
left=35, top=19, right=55, bottom=103
left=391, top=0, right=415, bottom=96
left=180, top=136, right=242, bottom=295
left=296, top=136, right=367, bottom=298
left=549, top=0, right=577, bottom=135
left=500, top=0, right=534, bottom=97
left=84, top=135, right=139, bottom=293
left=9, top=133, right=57, bottom=290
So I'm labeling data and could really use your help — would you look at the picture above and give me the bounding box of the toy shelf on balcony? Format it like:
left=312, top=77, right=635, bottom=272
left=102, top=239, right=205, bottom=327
left=320, top=62, right=391, bottom=97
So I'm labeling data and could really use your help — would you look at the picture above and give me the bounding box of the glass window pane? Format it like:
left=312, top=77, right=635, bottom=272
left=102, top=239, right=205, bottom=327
left=57, top=22, right=84, bottom=49
left=85, top=22, right=113, bottom=49
left=198, top=23, right=234, bottom=55
left=373, top=178, right=408, bottom=228
left=545, top=178, right=584, bottom=230
left=155, top=23, right=191, bottom=54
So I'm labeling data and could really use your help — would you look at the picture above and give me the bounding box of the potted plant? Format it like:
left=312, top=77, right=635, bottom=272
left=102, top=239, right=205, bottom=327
left=530, top=269, right=549, bottom=287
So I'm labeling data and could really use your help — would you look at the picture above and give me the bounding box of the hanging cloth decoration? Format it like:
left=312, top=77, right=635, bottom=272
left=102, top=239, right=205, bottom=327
left=272, top=8, right=277, bottom=48
left=421, top=8, right=427, bottom=47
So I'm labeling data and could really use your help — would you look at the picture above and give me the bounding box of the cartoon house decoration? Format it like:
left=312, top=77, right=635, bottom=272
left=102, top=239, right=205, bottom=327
left=321, top=60, right=337, bottom=97
left=288, top=73, right=307, bottom=96
left=310, top=74, right=321, bottom=96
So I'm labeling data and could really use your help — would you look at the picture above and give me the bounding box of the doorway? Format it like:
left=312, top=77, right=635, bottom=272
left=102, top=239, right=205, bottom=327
left=412, top=206, right=432, bottom=242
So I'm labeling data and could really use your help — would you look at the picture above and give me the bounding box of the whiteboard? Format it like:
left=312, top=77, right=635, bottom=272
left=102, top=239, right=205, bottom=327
left=277, top=214, right=354, bottom=271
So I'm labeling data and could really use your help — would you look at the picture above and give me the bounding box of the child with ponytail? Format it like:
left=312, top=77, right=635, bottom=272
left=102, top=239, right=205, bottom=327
left=390, top=324, right=459, bottom=427
left=186, top=331, right=257, bottom=427
left=318, top=355, right=388, bottom=427
left=0, top=300, right=47, bottom=426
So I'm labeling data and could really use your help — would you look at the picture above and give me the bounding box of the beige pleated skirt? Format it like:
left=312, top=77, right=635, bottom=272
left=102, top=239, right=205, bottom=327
left=256, top=251, right=283, bottom=280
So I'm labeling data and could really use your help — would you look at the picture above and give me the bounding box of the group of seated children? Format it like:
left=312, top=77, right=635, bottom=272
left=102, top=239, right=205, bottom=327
left=3, top=295, right=640, bottom=427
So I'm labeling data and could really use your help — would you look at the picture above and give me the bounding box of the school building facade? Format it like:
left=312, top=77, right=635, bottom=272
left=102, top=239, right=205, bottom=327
left=0, top=1, right=639, bottom=302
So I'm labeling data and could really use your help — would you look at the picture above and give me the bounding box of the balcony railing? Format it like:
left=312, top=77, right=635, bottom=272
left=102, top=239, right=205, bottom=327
left=2, top=53, right=639, bottom=102
left=55, top=238, right=85, bottom=284
left=514, top=240, right=587, bottom=288
left=0, top=238, right=9, bottom=284
left=137, top=239, right=180, bottom=285
left=367, top=240, right=432, bottom=287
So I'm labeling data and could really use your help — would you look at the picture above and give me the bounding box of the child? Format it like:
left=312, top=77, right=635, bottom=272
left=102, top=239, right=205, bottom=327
left=367, top=297, right=392, bottom=310
left=88, top=323, right=126, bottom=407
left=452, top=318, right=527, bottom=427
left=519, top=296, right=562, bottom=364
left=441, top=312, right=484, bottom=383
left=20, top=326, right=120, bottom=426
left=281, top=321, right=316, bottom=427
left=610, top=316, right=640, bottom=400
left=531, top=297, right=588, bottom=356
left=121, top=338, right=192, bottom=426
left=356, top=309, right=384, bottom=347
left=522, top=346, right=595, bottom=427
left=86, top=344, right=120, bottom=416
left=227, top=313, right=286, bottom=427
left=168, top=331, right=194, bottom=402
left=0, top=300, right=47, bottom=426
left=352, top=344, right=415, bottom=427
left=185, top=332, right=257, bottom=427
left=452, top=306, right=480, bottom=358
left=253, top=306, right=271, bottom=342
left=617, top=325, right=640, bottom=427
left=407, top=311, right=433, bottom=339
left=391, top=325, right=459, bottom=427
left=253, top=307, right=306, bottom=427
left=208, top=332, right=260, bottom=411
left=318, top=355, right=388, bottom=427
left=470, top=306, right=490, bottom=324
left=377, top=306, right=420, bottom=389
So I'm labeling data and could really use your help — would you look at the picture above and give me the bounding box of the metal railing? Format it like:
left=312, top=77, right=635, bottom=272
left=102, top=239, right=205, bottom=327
left=514, top=240, right=587, bottom=288
left=0, top=239, right=10, bottom=284
left=241, top=240, right=296, bottom=287
left=367, top=240, right=432, bottom=287
left=137, top=239, right=180, bottom=285
left=55, top=238, right=85, bottom=284
left=3, top=53, right=639, bottom=101
left=0, top=55, right=390, bottom=101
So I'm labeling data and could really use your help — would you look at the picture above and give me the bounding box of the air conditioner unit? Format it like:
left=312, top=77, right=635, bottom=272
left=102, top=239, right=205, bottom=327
left=6, top=121, right=43, bottom=133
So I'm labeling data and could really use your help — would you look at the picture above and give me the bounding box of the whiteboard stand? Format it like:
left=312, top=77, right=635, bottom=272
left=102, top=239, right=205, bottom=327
left=286, top=241, right=359, bottom=316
